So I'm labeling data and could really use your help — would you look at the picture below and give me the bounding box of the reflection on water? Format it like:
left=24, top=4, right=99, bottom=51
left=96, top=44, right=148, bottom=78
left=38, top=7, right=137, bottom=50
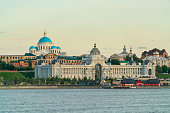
left=0, top=89, right=170, bottom=113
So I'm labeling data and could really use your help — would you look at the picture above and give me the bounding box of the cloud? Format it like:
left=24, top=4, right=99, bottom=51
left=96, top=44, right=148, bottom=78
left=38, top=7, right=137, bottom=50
left=0, top=32, right=6, bottom=33
left=138, top=46, right=148, bottom=50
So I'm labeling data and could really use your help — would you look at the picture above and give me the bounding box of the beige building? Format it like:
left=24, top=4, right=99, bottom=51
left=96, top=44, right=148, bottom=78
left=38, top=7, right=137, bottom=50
left=35, top=44, right=155, bottom=80
left=0, top=54, right=37, bottom=64
left=143, top=56, right=169, bottom=67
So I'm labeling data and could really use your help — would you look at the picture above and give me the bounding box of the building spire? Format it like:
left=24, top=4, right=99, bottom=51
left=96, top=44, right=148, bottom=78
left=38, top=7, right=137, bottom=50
left=130, top=46, right=132, bottom=53
left=123, top=45, right=126, bottom=52
left=94, top=43, right=96, bottom=48
left=44, top=30, right=47, bottom=37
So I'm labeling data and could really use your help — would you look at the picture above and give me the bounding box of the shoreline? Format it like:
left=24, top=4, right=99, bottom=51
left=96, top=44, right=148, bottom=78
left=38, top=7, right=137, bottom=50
left=0, top=85, right=170, bottom=89
left=0, top=86, right=102, bottom=89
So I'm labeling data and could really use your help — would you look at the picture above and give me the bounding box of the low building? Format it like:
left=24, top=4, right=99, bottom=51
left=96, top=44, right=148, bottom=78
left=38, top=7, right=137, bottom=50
left=141, top=48, right=168, bottom=59
left=121, top=78, right=160, bottom=86
left=10, top=60, right=36, bottom=68
left=143, top=56, right=169, bottom=67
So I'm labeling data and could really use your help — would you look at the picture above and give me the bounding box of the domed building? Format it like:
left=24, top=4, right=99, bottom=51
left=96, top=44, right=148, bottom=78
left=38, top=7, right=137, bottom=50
left=35, top=44, right=156, bottom=80
left=29, top=31, right=62, bottom=55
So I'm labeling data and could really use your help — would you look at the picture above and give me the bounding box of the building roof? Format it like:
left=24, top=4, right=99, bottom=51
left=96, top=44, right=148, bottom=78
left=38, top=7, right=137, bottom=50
left=51, top=46, right=58, bottom=49
left=58, top=56, right=82, bottom=60
left=119, top=61, right=129, bottom=63
left=90, top=44, right=100, bottom=55
left=24, top=53, right=36, bottom=56
left=121, top=79, right=137, bottom=84
left=29, top=46, right=36, bottom=50
left=38, top=37, right=52, bottom=43
left=121, top=79, right=160, bottom=84
left=142, top=48, right=167, bottom=56
left=56, top=46, right=61, bottom=49
left=143, top=56, right=168, bottom=61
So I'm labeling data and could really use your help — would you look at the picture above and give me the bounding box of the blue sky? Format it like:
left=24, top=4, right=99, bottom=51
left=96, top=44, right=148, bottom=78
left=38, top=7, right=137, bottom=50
left=0, top=0, right=170, bottom=57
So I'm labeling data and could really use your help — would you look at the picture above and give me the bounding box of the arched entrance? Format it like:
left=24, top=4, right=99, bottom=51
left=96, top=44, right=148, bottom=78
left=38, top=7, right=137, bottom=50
left=148, top=69, right=152, bottom=75
left=95, top=64, right=102, bottom=81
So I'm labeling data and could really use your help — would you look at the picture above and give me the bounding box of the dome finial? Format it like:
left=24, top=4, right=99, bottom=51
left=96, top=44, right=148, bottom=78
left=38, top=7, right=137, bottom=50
left=94, top=43, right=96, bottom=48
left=44, top=30, right=47, bottom=37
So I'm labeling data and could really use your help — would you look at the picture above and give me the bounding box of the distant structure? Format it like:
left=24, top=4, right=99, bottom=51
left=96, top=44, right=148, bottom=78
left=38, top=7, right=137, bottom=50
left=29, top=31, right=66, bottom=56
left=141, top=48, right=168, bottom=59
left=35, top=44, right=155, bottom=80
left=143, top=56, right=169, bottom=67
left=141, top=48, right=169, bottom=67
left=110, top=45, right=132, bottom=61
left=0, top=31, right=67, bottom=68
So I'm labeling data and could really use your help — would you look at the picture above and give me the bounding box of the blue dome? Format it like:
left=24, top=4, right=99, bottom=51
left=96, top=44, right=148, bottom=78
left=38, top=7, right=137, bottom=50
left=35, top=47, right=38, bottom=50
left=51, top=46, right=58, bottom=49
left=56, top=46, right=61, bottom=49
left=38, top=37, right=52, bottom=43
left=29, top=46, right=36, bottom=49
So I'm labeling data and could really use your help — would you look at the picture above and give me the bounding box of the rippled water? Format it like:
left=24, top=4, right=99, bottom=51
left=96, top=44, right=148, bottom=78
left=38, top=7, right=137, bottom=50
left=0, top=89, right=170, bottom=113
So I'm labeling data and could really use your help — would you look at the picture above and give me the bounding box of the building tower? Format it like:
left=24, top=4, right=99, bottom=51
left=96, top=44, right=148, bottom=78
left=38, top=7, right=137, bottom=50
left=130, top=46, right=133, bottom=61
left=123, top=45, right=126, bottom=53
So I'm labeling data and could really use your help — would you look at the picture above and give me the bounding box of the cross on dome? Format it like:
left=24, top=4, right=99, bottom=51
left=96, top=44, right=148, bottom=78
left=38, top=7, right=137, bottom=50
left=44, top=30, right=47, bottom=37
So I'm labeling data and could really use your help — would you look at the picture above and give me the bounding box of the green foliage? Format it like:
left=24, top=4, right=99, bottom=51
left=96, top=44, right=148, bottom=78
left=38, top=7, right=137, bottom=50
left=111, top=59, right=120, bottom=65
left=16, top=67, right=33, bottom=71
left=28, top=60, right=32, bottom=68
left=156, top=65, right=168, bottom=73
left=125, top=54, right=140, bottom=62
left=162, top=65, right=168, bottom=73
left=0, top=60, right=16, bottom=70
left=122, top=76, right=125, bottom=79
left=0, top=72, right=26, bottom=85
left=125, top=55, right=131, bottom=61
left=71, top=77, right=77, bottom=84
left=156, top=65, right=162, bottom=73
left=156, top=74, right=170, bottom=79
left=133, top=54, right=139, bottom=61
left=19, top=72, right=34, bottom=79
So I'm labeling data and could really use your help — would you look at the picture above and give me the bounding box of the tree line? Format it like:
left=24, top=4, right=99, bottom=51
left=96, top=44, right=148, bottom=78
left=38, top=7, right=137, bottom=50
left=0, top=72, right=102, bottom=86
left=0, top=59, right=33, bottom=71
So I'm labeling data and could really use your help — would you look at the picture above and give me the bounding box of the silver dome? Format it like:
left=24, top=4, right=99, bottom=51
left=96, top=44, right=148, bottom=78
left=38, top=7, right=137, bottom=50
left=90, top=44, right=100, bottom=55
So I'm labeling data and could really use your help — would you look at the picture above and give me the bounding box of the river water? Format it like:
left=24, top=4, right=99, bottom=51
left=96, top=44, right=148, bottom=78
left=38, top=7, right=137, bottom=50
left=0, top=89, right=170, bottom=113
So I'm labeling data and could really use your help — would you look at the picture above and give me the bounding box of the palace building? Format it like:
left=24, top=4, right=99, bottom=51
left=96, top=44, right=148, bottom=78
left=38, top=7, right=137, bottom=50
left=0, top=31, right=67, bottom=68
left=35, top=44, right=155, bottom=80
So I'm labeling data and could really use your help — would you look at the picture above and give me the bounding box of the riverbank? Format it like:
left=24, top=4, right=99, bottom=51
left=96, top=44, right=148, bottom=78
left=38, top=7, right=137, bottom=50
left=0, top=86, right=102, bottom=89
left=1, top=85, right=170, bottom=89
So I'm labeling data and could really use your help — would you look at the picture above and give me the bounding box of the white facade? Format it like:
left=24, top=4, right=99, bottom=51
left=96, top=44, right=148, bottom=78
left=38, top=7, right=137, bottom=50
left=35, top=44, right=155, bottom=80
left=143, top=56, right=169, bottom=67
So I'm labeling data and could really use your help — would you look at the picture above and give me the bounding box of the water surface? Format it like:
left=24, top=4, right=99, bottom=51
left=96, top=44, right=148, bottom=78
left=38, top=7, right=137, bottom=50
left=0, top=89, right=170, bottom=113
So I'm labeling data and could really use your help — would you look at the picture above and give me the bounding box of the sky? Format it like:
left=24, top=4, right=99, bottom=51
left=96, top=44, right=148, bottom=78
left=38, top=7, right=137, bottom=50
left=0, top=0, right=170, bottom=57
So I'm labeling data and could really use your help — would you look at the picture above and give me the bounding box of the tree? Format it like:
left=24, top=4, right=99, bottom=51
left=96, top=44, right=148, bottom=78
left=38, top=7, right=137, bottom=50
left=125, top=54, right=140, bottom=62
left=40, top=77, right=45, bottom=85
left=162, top=65, right=168, bottom=73
left=111, top=59, right=120, bottom=65
left=125, top=55, right=131, bottom=61
left=133, top=54, right=139, bottom=61
left=156, top=65, right=162, bottom=73
left=71, top=77, right=77, bottom=84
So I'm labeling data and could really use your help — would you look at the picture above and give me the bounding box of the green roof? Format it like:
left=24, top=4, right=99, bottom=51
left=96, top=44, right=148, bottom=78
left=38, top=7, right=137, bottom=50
left=24, top=53, right=36, bottom=56
left=58, top=56, right=82, bottom=60
left=119, top=61, right=129, bottom=63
